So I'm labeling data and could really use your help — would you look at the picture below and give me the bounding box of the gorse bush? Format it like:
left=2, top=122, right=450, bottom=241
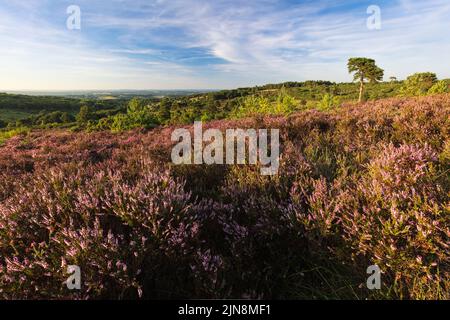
left=0, top=94, right=449, bottom=299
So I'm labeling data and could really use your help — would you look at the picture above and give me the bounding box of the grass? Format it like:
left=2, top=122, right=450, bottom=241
left=0, top=127, right=30, bottom=145
left=0, top=108, right=35, bottom=122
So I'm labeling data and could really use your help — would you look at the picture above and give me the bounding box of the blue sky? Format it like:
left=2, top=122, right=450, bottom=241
left=1, top=0, right=449, bottom=90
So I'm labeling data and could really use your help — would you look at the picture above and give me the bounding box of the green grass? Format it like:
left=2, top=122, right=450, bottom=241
left=0, top=127, right=30, bottom=145
left=0, top=109, right=35, bottom=122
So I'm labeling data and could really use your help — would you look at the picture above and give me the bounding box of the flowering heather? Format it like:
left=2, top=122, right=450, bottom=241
left=0, top=94, right=449, bottom=299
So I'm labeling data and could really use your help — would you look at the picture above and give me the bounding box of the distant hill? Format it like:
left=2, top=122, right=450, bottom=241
left=2, top=79, right=448, bottom=126
left=3, top=89, right=216, bottom=99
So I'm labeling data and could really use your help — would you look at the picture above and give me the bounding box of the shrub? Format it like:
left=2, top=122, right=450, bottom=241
left=316, top=94, right=340, bottom=111
left=400, top=72, right=438, bottom=96
left=343, top=144, right=449, bottom=299
left=428, top=81, right=449, bottom=94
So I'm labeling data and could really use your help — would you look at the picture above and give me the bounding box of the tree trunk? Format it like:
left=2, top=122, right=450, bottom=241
left=358, top=77, right=364, bottom=103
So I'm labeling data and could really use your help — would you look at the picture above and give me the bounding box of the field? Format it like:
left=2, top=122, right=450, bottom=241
left=0, top=94, right=448, bottom=299
left=0, top=109, right=35, bottom=122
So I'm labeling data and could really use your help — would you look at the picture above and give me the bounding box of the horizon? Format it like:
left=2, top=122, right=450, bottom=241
left=3, top=76, right=450, bottom=94
left=1, top=0, right=450, bottom=91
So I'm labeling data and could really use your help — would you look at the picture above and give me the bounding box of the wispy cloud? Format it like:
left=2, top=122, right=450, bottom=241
left=1, top=0, right=449, bottom=90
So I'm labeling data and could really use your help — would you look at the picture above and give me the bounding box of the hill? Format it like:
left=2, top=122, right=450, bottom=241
left=0, top=80, right=406, bottom=131
left=3, top=78, right=449, bottom=131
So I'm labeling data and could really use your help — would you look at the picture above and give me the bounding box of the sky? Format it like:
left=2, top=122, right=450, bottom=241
left=0, top=0, right=449, bottom=90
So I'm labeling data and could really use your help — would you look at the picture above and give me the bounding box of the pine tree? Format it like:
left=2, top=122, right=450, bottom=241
left=348, top=58, right=384, bottom=102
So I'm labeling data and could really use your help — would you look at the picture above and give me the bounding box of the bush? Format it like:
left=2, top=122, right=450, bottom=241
left=76, top=106, right=92, bottom=124
left=428, top=80, right=449, bottom=94
left=316, top=94, right=340, bottom=111
left=400, top=72, right=438, bottom=96
left=233, top=90, right=297, bottom=118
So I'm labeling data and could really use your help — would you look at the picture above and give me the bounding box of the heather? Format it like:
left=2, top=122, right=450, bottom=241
left=0, top=94, right=449, bottom=299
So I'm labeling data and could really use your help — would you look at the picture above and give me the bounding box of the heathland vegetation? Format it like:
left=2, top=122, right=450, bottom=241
left=0, top=60, right=449, bottom=299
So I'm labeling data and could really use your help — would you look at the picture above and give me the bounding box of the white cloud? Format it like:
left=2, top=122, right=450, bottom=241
left=1, top=0, right=449, bottom=90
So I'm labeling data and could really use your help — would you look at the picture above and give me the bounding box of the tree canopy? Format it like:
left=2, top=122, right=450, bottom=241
left=348, top=57, right=384, bottom=102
